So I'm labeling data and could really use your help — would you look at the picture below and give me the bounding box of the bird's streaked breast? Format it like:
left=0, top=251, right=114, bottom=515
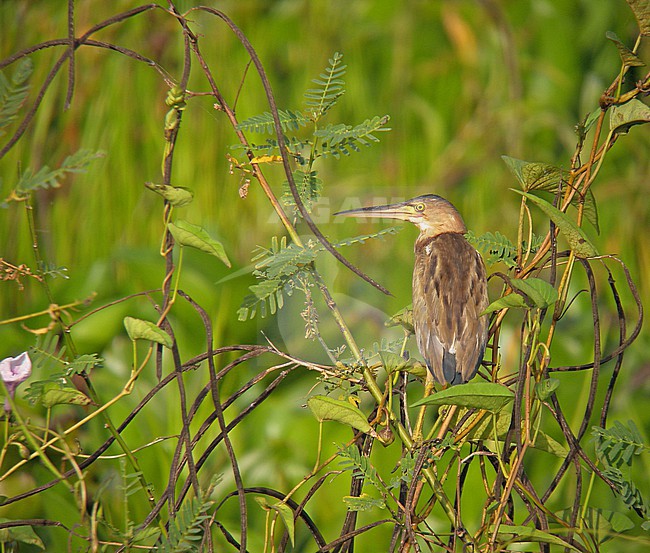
left=412, top=232, right=489, bottom=385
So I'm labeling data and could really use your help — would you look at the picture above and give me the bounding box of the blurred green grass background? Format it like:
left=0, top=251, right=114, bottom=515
left=2, top=0, right=646, bottom=389
left=1, top=0, right=649, bottom=550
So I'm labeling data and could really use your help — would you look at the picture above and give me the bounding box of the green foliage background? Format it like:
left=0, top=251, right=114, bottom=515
left=0, top=0, right=649, bottom=551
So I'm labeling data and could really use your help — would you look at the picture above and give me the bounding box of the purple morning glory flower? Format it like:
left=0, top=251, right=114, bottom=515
left=1, top=352, right=32, bottom=412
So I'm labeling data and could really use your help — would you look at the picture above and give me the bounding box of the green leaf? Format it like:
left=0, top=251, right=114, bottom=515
left=592, top=420, right=648, bottom=467
left=606, top=31, right=645, bottom=67
left=502, top=156, right=566, bottom=192
left=0, top=58, right=32, bottom=136
left=512, top=278, right=554, bottom=308
left=144, top=182, right=194, bottom=207
left=512, top=190, right=598, bottom=258
left=238, top=278, right=289, bottom=320
left=510, top=277, right=559, bottom=308
left=132, top=526, right=161, bottom=544
left=502, top=156, right=600, bottom=232
left=342, top=493, right=385, bottom=512
left=379, top=351, right=427, bottom=378
left=337, top=443, right=389, bottom=489
left=282, top=170, right=322, bottom=214
left=559, top=506, right=635, bottom=538
left=168, top=220, right=231, bottom=267
left=450, top=406, right=512, bottom=441
left=158, top=495, right=212, bottom=553
left=13, top=149, right=105, bottom=199
left=495, top=525, right=582, bottom=551
left=255, top=242, right=316, bottom=278
left=304, top=51, right=346, bottom=119
left=466, top=230, right=519, bottom=267
left=334, top=226, right=400, bottom=248
left=532, top=431, right=568, bottom=457
left=411, top=382, right=514, bottom=413
left=40, top=383, right=92, bottom=408
left=384, top=305, right=415, bottom=334
left=625, top=0, right=650, bottom=36
left=254, top=497, right=295, bottom=546
left=482, top=277, right=558, bottom=314
left=65, top=353, right=103, bottom=375
left=482, top=291, right=527, bottom=313
left=307, top=395, right=375, bottom=435
left=124, top=316, right=173, bottom=348
left=535, top=377, right=560, bottom=400
left=236, top=108, right=309, bottom=134
left=315, top=115, right=391, bottom=158
left=0, top=520, right=45, bottom=549
left=603, top=466, right=648, bottom=517
left=610, top=98, right=650, bottom=134
left=583, top=108, right=602, bottom=134
left=581, top=188, right=600, bottom=234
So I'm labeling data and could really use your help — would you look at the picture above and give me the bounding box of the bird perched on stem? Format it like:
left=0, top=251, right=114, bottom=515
left=336, top=194, right=489, bottom=386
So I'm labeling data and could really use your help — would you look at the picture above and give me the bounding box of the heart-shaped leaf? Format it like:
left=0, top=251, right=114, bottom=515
left=144, top=182, right=194, bottom=207
left=0, top=520, right=45, bottom=549
left=168, top=220, right=231, bottom=267
left=511, top=190, right=598, bottom=258
left=124, top=317, right=173, bottom=348
left=307, top=395, right=375, bottom=436
left=503, top=157, right=599, bottom=232
left=483, top=277, right=558, bottom=314
left=610, top=98, right=650, bottom=134
left=605, top=31, right=645, bottom=67
left=40, top=383, right=92, bottom=408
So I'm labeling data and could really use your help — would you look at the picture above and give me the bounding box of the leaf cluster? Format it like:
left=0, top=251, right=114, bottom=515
left=158, top=494, right=214, bottom=553
left=592, top=421, right=649, bottom=519
left=337, top=443, right=396, bottom=511
left=466, top=230, right=542, bottom=268
left=21, top=335, right=99, bottom=408
left=502, top=155, right=600, bottom=233
left=234, top=52, right=390, bottom=218
left=238, top=227, right=399, bottom=320
left=2, top=148, right=105, bottom=206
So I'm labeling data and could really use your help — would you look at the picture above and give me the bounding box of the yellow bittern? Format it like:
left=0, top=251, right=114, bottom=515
left=336, top=195, right=489, bottom=386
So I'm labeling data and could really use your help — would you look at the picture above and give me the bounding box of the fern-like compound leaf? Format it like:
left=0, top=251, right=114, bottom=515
left=282, top=170, right=323, bottom=215
left=0, top=58, right=32, bottom=136
left=304, top=52, right=347, bottom=119
left=158, top=495, right=213, bottom=553
left=315, top=115, right=391, bottom=159
left=236, top=109, right=309, bottom=134
left=13, top=149, right=105, bottom=199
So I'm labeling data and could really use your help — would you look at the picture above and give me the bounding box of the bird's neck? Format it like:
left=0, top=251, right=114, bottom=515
left=414, top=210, right=467, bottom=238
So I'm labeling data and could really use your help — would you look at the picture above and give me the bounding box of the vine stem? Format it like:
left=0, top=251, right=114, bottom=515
left=2, top=391, right=67, bottom=489
left=21, top=190, right=163, bottom=522
left=311, top=271, right=463, bottom=535
left=0, top=345, right=154, bottom=482
left=184, top=20, right=303, bottom=249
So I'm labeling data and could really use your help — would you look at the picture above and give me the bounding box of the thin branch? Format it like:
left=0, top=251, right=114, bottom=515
left=190, top=7, right=391, bottom=296
left=178, top=289, right=248, bottom=552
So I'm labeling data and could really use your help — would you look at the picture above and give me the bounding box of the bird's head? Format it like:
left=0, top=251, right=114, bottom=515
left=335, top=194, right=467, bottom=237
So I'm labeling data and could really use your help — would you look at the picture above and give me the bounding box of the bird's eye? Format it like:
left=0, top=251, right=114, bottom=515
left=415, top=203, right=425, bottom=212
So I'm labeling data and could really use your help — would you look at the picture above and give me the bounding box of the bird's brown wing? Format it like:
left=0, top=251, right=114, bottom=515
left=412, top=233, right=489, bottom=385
